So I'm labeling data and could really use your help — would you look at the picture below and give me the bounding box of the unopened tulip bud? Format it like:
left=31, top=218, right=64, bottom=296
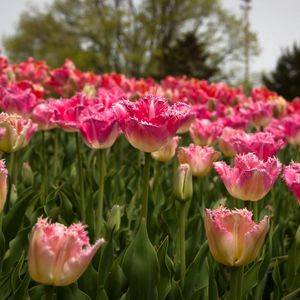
left=107, top=205, right=121, bottom=232
left=22, top=162, right=33, bottom=186
left=204, top=207, right=269, bottom=266
left=28, top=217, right=104, bottom=286
left=174, top=164, right=193, bottom=201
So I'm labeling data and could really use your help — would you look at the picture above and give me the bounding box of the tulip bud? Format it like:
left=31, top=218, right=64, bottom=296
left=28, top=217, right=104, bottom=286
left=22, top=162, right=33, bottom=186
left=151, top=136, right=180, bottom=162
left=174, top=164, right=193, bottom=201
left=107, top=205, right=121, bottom=232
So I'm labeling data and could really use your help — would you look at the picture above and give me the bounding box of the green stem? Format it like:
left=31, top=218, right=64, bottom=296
left=53, top=130, right=59, bottom=179
left=75, top=133, right=85, bottom=222
left=141, top=152, right=151, bottom=221
left=9, top=151, right=17, bottom=188
left=41, top=132, right=48, bottom=203
left=95, top=149, right=106, bottom=238
left=229, top=266, right=244, bottom=300
left=179, top=201, right=188, bottom=288
left=253, top=201, right=259, bottom=222
left=45, top=285, right=55, bottom=300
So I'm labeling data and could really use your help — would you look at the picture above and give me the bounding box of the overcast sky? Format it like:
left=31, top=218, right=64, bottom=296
left=1, top=0, right=300, bottom=75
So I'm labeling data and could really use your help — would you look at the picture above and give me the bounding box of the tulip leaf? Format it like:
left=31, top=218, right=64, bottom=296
left=122, top=218, right=159, bottom=300
left=78, top=263, right=98, bottom=299
left=56, top=284, right=92, bottom=300
left=272, top=259, right=282, bottom=300
left=9, top=271, right=30, bottom=300
left=282, top=287, right=300, bottom=300
left=183, top=241, right=209, bottom=299
left=242, top=259, right=262, bottom=298
left=98, top=240, right=113, bottom=288
left=106, top=262, right=127, bottom=300
left=157, top=236, right=172, bottom=300
left=3, top=188, right=37, bottom=246
left=0, top=273, right=12, bottom=300
left=166, top=279, right=184, bottom=300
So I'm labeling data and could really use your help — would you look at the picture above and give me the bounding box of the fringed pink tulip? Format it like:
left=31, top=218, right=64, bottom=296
left=151, top=136, right=180, bottom=162
left=0, top=113, right=37, bottom=153
left=0, top=82, right=40, bottom=117
left=28, top=217, right=104, bottom=286
left=0, top=160, right=8, bottom=212
left=214, top=153, right=281, bottom=201
left=227, top=131, right=285, bottom=160
left=113, top=95, right=191, bottom=152
left=280, top=115, right=300, bottom=146
left=79, top=104, right=120, bottom=149
left=177, top=144, right=220, bottom=177
left=204, top=207, right=269, bottom=266
left=283, top=162, right=300, bottom=204
left=218, top=127, right=245, bottom=157
left=189, top=119, right=223, bottom=146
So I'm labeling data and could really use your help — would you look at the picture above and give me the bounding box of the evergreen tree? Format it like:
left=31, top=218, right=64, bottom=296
left=263, top=44, right=300, bottom=101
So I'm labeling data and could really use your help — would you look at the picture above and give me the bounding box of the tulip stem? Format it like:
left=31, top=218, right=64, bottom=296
left=9, top=151, right=18, bottom=187
left=141, top=152, right=151, bottom=221
left=45, top=285, right=55, bottom=300
left=229, top=266, right=244, bottom=300
left=75, top=133, right=85, bottom=222
left=96, top=149, right=106, bottom=238
left=41, top=132, right=48, bottom=203
left=53, top=129, right=59, bottom=179
left=179, top=201, right=188, bottom=288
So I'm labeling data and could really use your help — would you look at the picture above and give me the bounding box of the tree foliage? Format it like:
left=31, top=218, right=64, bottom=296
left=263, top=44, right=300, bottom=101
left=3, top=0, right=259, bottom=81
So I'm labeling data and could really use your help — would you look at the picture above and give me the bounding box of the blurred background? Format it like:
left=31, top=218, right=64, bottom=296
left=0, top=0, right=299, bottom=98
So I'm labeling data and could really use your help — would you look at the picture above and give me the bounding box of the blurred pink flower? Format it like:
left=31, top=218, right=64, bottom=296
left=230, top=132, right=285, bottom=160
left=189, top=119, right=223, bottom=146
left=28, top=217, right=104, bottom=286
left=204, top=207, right=269, bottom=266
left=151, top=136, right=180, bottom=162
left=283, top=162, right=300, bottom=204
left=113, top=95, right=191, bottom=152
left=214, top=153, right=281, bottom=201
left=79, top=104, right=120, bottom=149
left=218, top=127, right=245, bottom=157
left=177, top=144, right=220, bottom=176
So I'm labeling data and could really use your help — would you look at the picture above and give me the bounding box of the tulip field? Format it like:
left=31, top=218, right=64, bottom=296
left=0, top=56, right=299, bottom=299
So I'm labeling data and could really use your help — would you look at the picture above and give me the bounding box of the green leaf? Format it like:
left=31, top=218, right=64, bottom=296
left=208, top=259, right=218, bottom=300
left=183, top=241, right=209, bottom=299
left=97, top=240, right=113, bottom=290
left=272, top=260, right=282, bottom=300
left=157, top=237, right=172, bottom=300
left=106, top=262, right=127, bottom=300
left=9, top=272, right=30, bottom=300
left=166, top=280, right=184, bottom=300
left=242, top=259, right=262, bottom=298
left=282, top=287, right=300, bottom=300
left=3, top=188, right=37, bottom=246
left=122, top=219, right=159, bottom=300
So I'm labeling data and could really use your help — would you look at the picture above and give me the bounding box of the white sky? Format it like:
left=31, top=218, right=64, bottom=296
left=0, top=0, right=300, bottom=75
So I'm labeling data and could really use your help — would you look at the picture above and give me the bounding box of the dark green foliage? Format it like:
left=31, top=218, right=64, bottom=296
left=263, top=44, right=300, bottom=101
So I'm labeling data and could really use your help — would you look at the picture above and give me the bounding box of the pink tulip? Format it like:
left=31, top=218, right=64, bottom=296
left=189, top=119, right=223, bottom=146
left=113, top=95, right=191, bottom=152
left=283, top=162, right=300, bottom=204
left=28, top=217, right=104, bottom=286
left=214, top=153, right=281, bottom=201
left=0, top=113, right=37, bottom=153
left=53, top=93, right=98, bottom=132
left=204, top=207, right=269, bottom=266
left=79, top=104, right=120, bottom=149
left=151, top=136, right=180, bottom=162
left=280, top=114, right=300, bottom=146
left=250, top=101, right=274, bottom=128
left=0, top=160, right=8, bottom=212
left=218, top=127, right=245, bottom=157
left=228, top=131, right=285, bottom=160
left=0, top=82, right=40, bottom=117
left=177, top=144, right=220, bottom=177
